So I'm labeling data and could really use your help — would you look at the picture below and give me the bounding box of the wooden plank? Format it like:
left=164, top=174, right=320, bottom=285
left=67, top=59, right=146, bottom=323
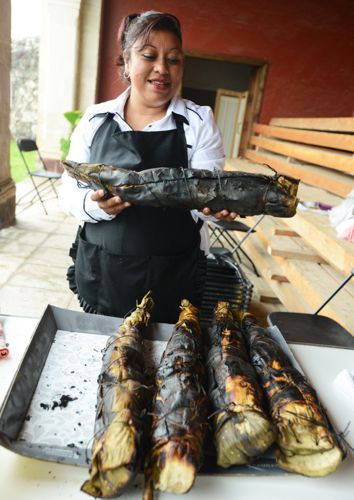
left=270, top=117, right=354, bottom=133
left=246, top=197, right=354, bottom=278
left=246, top=213, right=323, bottom=262
left=280, top=259, right=354, bottom=335
left=268, top=235, right=326, bottom=262
left=295, top=182, right=344, bottom=205
left=271, top=274, right=289, bottom=283
left=250, top=135, right=354, bottom=176
left=323, top=265, right=354, bottom=300
left=241, top=264, right=285, bottom=326
left=244, top=273, right=281, bottom=304
left=259, top=295, right=282, bottom=304
left=246, top=212, right=353, bottom=333
left=225, top=156, right=268, bottom=173
left=273, top=228, right=300, bottom=237
left=282, top=210, right=354, bottom=276
left=245, top=149, right=354, bottom=197
left=240, top=230, right=311, bottom=312
left=253, top=123, right=354, bottom=153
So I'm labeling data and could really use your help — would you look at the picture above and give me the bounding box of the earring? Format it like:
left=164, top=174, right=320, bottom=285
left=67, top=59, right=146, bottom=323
left=123, top=71, right=130, bottom=79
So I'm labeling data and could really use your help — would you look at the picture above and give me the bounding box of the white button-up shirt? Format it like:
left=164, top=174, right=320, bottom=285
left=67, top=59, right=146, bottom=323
left=59, top=87, right=225, bottom=253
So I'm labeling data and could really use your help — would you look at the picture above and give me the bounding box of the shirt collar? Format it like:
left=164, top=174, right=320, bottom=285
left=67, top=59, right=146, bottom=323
left=166, top=95, right=189, bottom=125
left=112, top=87, right=131, bottom=117
left=94, top=87, right=189, bottom=125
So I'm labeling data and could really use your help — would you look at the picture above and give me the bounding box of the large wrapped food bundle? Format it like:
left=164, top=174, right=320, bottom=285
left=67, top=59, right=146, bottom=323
left=143, top=300, right=208, bottom=500
left=206, top=302, right=275, bottom=467
left=81, top=293, right=154, bottom=498
left=63, top=161, right=299, bottom=217
left=239, top=312, right=345, bottom=477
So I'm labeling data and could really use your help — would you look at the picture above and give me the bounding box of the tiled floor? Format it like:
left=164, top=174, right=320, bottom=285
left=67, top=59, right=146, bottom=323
left=0, top=182, right=82, bottom=318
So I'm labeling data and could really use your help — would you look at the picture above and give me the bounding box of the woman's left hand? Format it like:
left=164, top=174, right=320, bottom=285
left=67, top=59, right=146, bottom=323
left=202, top=207, right=238, bottom=221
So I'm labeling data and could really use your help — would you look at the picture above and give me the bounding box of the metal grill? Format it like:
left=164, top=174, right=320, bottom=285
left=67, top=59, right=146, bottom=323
left=200, top=249, right=253, bottom=328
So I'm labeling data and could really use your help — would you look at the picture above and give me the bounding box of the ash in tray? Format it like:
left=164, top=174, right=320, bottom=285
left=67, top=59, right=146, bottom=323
left=18, top=330, right=167, bottom=452
left=40, top=395, right=78, bottom=411
left=18, top=330, right=109, bottom=449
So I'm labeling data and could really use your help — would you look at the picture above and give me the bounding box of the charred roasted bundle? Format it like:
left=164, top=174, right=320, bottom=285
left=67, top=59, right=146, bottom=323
left=81, top=292, right=154, bottom=498
left=143, top=300, right=208, bottom=500
left=206, top=302, right=275, bottom=467
left=63, top=161, right=299, bottom=217
left=239, top=312, right=344, bottom=477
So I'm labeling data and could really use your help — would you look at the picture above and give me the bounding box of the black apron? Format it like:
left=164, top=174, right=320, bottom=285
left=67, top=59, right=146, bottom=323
left=69, top=111, right=206, bottom=323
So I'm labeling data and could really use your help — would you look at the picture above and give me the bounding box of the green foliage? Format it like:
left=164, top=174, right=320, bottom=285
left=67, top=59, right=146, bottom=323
left=60, top=110, right=83, bottom=160
left=10, top=139, right=36, bottom=183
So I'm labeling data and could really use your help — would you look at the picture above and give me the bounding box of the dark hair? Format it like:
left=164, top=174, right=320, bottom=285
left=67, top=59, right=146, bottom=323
left=116, top=11, right=183, bottom=81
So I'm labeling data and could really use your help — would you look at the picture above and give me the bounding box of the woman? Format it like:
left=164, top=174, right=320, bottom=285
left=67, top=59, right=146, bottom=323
left=60, top=11, right=237, bottom=323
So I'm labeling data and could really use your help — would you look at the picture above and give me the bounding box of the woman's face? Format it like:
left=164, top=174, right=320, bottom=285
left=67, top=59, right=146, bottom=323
left=125, top=30, right=184, bottom=109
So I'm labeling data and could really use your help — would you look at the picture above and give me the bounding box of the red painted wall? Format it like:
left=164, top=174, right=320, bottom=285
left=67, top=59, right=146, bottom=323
left=97, top=0, right=354, bottom=123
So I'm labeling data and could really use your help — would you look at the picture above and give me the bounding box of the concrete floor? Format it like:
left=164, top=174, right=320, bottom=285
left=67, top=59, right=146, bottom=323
left=0, top=181, right=82, bottom=318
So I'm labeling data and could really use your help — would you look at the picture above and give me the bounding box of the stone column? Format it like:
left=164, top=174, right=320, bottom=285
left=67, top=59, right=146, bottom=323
left=37, top=0, right=82, bottom=161
left=77, top=0, right=103, bottom=111
left=0, top=0, right=16, bottom=228
left=37, top=0, right=102, bottom=162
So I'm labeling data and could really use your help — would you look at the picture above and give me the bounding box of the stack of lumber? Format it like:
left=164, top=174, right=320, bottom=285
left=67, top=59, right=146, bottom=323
left=224, top=117, right=354, bottom=336
left=246, top=117, right=354, bottom=197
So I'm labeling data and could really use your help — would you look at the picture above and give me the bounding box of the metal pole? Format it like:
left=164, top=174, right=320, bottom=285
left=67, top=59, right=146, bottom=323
left=314, top=268, right=354, bottom=315
left=230, top=213, right=266, bottom=252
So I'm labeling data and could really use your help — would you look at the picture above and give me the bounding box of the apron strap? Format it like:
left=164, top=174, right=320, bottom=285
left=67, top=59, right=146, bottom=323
left=196, top=217, right=204, bottom=230
left=173, top=112, right=203, bottom=230
left=89, top=111, right=116, bottom=121
left=172, top=112, right=189, bottom=169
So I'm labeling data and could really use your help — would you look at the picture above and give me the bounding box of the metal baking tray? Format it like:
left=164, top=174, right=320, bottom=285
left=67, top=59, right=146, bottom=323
left=0, top=305, right=327, bottom=476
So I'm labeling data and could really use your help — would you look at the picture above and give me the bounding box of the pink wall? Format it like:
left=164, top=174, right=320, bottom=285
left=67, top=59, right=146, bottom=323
left=97, top=0, right=354, bottom=123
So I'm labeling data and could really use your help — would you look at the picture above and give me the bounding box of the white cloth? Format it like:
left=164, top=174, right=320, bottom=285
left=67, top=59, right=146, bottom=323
left=336, top=218, right=354, bottom=242
left=59, top=87, right=225, bottom=253
left=329, top=189, right=354, bottom=242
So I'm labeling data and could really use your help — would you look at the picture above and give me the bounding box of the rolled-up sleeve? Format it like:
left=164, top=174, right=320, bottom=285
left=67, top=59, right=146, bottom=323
left=186, top=106, right=226, bottom=253
left=59, top=109, right=116, bottom=222
left=190, top=107, right=225, bottom=171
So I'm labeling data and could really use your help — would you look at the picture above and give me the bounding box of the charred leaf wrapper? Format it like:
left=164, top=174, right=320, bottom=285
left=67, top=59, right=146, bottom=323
left=81, top=292, right=154, bottom=498
left=239, top=312, right=345, bottom=477
left=143, top=300, right=208, bottom=500
left=63, top=161, right=299, bottom=218
left=206, top=302, right=276, bottom=468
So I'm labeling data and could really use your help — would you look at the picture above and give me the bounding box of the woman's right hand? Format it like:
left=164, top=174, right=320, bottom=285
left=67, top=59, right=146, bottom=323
left=91, top=190, right=131, bottom=215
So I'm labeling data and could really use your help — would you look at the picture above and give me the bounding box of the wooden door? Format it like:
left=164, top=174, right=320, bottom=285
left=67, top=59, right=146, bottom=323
left=214, top=89, right=248, bottom=158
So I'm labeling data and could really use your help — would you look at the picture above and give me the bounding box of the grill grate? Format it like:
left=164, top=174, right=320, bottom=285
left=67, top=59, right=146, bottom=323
left=200, top=250, right=253, bottom=328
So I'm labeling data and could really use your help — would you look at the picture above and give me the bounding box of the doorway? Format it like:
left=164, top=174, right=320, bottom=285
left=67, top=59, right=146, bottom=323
left=182, top=54, right=267, bottom=157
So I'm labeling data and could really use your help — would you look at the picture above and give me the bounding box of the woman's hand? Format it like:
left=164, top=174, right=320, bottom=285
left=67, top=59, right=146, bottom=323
left=202, top=207, right=237, bottom=222
left=91, top=190, right=131, bottom=215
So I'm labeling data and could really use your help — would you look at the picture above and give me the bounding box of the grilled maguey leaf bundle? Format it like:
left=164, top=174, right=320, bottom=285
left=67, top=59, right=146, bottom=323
left=239, top=312, right=344, bottom=477
left=143, top=300, right=208, bottom=500
left=206, top=302, right=276, bottom=467
left=64, top=161, right=299, bottom=217
left=81, top=292, right=154, bottom=498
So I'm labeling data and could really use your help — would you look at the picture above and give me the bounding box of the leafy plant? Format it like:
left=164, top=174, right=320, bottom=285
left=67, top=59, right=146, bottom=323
left=60, top=110, right=83, bottom=160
